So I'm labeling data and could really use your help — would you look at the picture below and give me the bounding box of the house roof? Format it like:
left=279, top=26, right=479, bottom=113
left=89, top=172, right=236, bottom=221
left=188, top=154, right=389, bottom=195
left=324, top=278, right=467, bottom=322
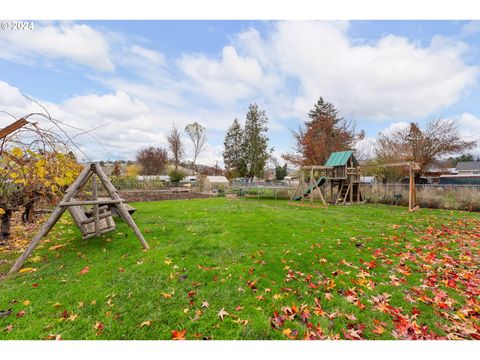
left=205, top=176, right=229, bottom=183
left=324, top=151, right=356, bottom=167
left=456, top=161, right=480, bottom=171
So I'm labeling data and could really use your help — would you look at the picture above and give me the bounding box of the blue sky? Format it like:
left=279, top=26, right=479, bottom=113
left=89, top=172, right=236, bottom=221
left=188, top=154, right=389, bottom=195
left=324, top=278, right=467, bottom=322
left=0, top=20, right=479, bottom=164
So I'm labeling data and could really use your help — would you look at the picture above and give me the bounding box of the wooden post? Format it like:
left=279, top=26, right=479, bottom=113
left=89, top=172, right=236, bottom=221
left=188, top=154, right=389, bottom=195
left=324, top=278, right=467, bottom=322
left=409, top=165, right=413, bottom=211
left=330, top=182, right=333, bottom=203
left=92, top=174, right=100, bottom=236
left=314, top=178, right=327, bottom=207
left=356, top=168, right=360, bottom=202
left=10, top=165, right=92, bottom=273
left=289, top=179, right=302, bottom=202
left=408, top=163, right=420, bottom=212
left=349, top=174, right=353, bottom=204
left=94, top=163, right=149, bottom=250
left=310, top=169, right=314, bottom=205
left=301, top=171, right=305, bottom=205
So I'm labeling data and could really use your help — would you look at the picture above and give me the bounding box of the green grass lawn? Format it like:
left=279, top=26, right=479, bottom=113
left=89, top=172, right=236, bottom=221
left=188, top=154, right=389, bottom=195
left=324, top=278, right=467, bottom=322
left=0, top=198, right=479, bottom=340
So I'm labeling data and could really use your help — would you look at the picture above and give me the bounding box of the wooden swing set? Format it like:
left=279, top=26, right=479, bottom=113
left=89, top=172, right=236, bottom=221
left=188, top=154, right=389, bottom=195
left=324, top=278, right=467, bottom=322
left=360, top=161, right=421, bottom=212
left=289, top=151, right=421, bottom=212
left=289, top=165, right=328, bottom=207
left=9, top=163, right=149, bottom=273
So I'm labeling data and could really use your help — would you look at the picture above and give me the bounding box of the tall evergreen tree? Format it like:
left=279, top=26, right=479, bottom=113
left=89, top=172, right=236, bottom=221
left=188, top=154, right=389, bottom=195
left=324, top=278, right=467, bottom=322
left=242, top=103, right=271, bottom=179
left=223, top=118, right=246, bottom=178
left=275, top=163, right=288, bottom=180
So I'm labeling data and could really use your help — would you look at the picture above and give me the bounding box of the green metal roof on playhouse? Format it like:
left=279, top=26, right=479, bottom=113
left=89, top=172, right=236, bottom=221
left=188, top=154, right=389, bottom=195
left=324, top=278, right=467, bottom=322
left=324, top=151, right=358, bottom=167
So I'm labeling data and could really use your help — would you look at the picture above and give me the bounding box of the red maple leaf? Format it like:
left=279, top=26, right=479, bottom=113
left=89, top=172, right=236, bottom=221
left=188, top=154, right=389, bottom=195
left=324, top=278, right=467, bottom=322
left=171, top=329, right=186, bottom=340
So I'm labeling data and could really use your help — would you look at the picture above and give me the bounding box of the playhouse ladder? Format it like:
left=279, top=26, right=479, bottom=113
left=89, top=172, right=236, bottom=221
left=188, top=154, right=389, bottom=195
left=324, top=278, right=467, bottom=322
left=335, top=182, right=350, bottom=205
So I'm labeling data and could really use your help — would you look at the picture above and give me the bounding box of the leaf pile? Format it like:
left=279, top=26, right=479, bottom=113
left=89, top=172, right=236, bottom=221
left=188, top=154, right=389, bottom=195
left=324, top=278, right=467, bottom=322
left=268, top=219, right=480, bottom=340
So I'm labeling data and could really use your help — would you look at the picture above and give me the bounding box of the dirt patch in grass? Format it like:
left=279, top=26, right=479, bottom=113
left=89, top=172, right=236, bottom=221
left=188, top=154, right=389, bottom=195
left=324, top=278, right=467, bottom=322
left=113, top=190, right=215, bottom=202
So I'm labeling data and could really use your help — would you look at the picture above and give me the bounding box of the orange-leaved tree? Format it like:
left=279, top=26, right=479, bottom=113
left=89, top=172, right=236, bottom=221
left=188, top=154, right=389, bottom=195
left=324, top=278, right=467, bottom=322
left=282, top=97, right=364, bottom=166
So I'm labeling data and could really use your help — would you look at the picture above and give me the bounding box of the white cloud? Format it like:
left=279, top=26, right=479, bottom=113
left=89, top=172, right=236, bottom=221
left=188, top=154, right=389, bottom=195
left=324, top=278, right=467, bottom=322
left=461, top=21, right=480, bottom=36
left=0, top=81, right=29, bottom=107
left=354, top=136, right=377, bottom=161
left=0, top=80, right=231, bottom=165
left=2, top=21, right=480, bottom=166
left=178, top=46, right=265, bottom=103
left=454, top=113, right=480, bottom=153
left=377, top=121, right=410, bottom=136
left=130, top=45, right=166, bottom=66
left=62, top=91, right=150, bottom=121
left=0, top=22, right=114, bottom=71
left=235, top=21, right=479, bottom=120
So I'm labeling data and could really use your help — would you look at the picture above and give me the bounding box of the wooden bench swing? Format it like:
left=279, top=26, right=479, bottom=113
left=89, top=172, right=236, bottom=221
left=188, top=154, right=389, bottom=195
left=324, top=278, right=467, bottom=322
left=9, top=163, right=149, bottom=273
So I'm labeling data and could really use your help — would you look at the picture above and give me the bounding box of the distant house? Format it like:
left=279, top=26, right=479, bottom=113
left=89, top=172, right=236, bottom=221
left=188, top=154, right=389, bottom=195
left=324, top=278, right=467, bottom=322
left=424, top=165, right=457, bottom=183
left=204, top=176, right=230, bottom=192
left=182, top=176, right=197, bottom=183
left=137, top=175, right=170, bottom=182
left=283, top=176, right=299, bottom=186
left=360, top=176, right=376, bottom=184
left=456, top=161, right=480, bottom=175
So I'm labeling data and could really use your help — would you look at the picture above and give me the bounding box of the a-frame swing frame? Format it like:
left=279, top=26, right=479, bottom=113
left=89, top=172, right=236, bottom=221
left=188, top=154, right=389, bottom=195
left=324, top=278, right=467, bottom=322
left=359, top=161, right=421, bottom=212
left=9, top=163, right=149, bottom=273
left=289, top=167, right=327, bottom=207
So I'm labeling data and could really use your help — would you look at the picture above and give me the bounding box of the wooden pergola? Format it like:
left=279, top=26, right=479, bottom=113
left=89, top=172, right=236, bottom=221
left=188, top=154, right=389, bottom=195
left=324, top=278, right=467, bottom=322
left=360, top=161, right=421, bottom=212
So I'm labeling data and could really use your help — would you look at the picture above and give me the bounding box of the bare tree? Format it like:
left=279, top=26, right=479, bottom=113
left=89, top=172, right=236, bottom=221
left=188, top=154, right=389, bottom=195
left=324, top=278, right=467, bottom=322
left=375, top=119, right=476, bottom=174
left=167, top=124, right=184, bottom=171
left=112, top=161, right=122, bottom=176
left=136, top=146, right=168, bottom=175
left=185, top=122, right=206, bottom=174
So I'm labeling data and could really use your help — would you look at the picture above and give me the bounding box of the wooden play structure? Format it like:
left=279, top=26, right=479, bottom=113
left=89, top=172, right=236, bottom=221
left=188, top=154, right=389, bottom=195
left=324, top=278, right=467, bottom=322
left=290, top=151, right=420, bottom=212
left=9, top=163, right=149, bottom=273
left=290, top=151, right=362, bottom=207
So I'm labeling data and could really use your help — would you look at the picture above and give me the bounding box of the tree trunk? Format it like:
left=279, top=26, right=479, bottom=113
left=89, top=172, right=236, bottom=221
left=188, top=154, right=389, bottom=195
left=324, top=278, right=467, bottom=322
left=22, top=201, right=35, bottom=223
left=0, top=209, right=13, bottom=242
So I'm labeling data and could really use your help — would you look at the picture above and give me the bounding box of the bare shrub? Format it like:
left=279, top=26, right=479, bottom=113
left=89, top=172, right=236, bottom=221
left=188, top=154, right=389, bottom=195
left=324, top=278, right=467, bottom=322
left=361, top=184, right=480, bottom=212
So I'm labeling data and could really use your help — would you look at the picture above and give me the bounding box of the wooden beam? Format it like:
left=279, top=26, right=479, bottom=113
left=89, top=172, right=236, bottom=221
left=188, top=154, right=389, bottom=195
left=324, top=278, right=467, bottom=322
left=0, top=118, right=28, bottom=139
left=303, top=165, right=334, bottom=170
left=59, top=199, right=123, bottom=207
left=81, top=211, right=112, bottom=225
left=94, top=163, right=149, bottom=250
left=360, top=161, right=421, bottom=170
